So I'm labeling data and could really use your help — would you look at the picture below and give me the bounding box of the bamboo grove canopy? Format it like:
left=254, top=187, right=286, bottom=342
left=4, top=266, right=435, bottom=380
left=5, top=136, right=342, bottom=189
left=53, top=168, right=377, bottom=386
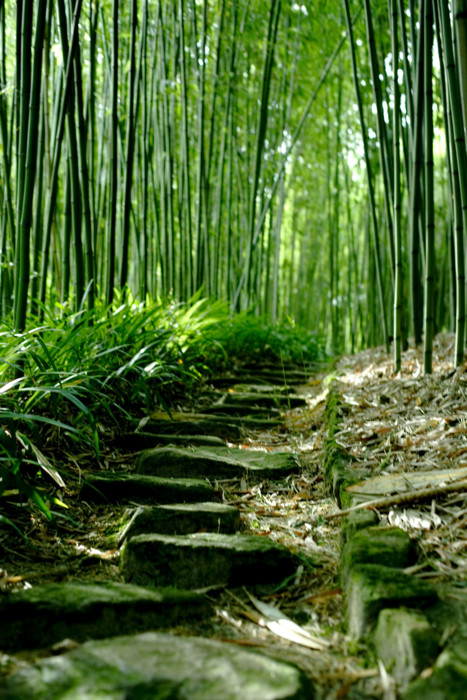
left=1, top=0, right=467, bottom=370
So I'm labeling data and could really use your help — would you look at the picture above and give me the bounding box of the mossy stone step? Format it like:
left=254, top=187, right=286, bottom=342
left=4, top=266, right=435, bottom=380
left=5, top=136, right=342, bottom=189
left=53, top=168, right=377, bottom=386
left=119, top=502, right=242, bottom=542
left=118, top=432, right=225, bottom=450
left=80, top=472, right=218, bottom=504
left=215, top=392, right=308, bottom=409
left=373, top=608, right=439, bottom=689
left=136, top=446, right=300, bottom=481
left=121, top=532, right=297, bottom=589
left=340, top=526, right=416, bottom=582
left=403, top=642, right=467, bottom=700
left=3, top=632, right=314, bottom=700
left=0, top=581, right=209, bottom=652
left=346, top=564, right=438, bottom=639
left=145, top=412, right=283, bottom=435
left=200, top=402, right=281, bottom=417
left=140, top=416, right=280, bottom=440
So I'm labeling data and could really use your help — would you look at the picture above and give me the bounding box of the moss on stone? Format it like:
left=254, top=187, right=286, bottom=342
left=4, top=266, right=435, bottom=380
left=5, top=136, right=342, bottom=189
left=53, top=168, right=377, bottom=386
left=0, top=581, right=210, bottom=652
left=341, top=526, right=416, bottom=583
left=373, top=608, right=439, bottom=688
left=403, top=643, right=467, bottom=700
left=121, top=532, right=298, bottom=589
left=340, top=509, right=379, bottom=545
left=346, top=564, right=438, bottom=639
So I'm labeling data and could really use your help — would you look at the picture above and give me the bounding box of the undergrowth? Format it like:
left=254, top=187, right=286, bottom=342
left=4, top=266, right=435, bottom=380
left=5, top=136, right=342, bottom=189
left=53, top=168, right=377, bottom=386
left=0, top=295, right=325, bottom=530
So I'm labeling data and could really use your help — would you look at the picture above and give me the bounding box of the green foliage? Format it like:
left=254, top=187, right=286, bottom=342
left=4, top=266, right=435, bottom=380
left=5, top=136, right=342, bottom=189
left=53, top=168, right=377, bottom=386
left=0, top=296, right=324, bottom=527
left=199, top=312, right=325, bottom=366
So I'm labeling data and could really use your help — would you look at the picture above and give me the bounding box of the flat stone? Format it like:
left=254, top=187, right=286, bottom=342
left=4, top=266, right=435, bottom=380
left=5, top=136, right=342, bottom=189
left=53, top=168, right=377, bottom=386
left=121, top=532, right=297, bottom=589
left=340, top=526, right=416, bottom=582
left=80, top=472, right=218, bottom=504
left=0, top=582, right=210, bottom=652
left=144, top=413, right=283, bottom=439
left=142, top=418, right=242, bottom=439
left=136, top=446, right=300, bottom=481
left=403, top=642, right=467, bottom=700
left=2, top=632, right=314, bottom=700
left=209, top=375, right=281, bottom=387
left=373, top=608, right=439, bottom=689
left=226, top=384, right=291, bottom=394
left=340, top=509, right=379, bottom=545
left=119, top=432, right=225, bottom=450
left=346, top=564, right=438, bottom=639
left=119, top=502, right=242, bottom=542
left=201, top=403, right=280, bottom=417
left=217, top=392, right=308, bottom=409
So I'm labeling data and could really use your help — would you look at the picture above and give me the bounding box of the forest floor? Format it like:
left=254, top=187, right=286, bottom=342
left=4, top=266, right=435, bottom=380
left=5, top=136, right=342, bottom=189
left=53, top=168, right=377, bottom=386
left=1, top=333, right=467, bottom=698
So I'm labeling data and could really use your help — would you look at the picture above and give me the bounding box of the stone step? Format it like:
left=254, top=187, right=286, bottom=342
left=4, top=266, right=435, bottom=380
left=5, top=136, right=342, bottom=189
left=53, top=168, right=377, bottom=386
left=345, top=564, right=438, bottom=640
left=118, top=432, right=225, bottom=450
left=215, top=392, right=308, bottom=409
left=200, top=402, right=281, bottom=417
left=3, top=632, right=313, bottom=700
left=119, top=502, right=242, bottom=542
left=143, top=413, right=283, bottom=439
left=241, top=361, right=314, bottom=373
left=80, top=472, right=219, bottom=505
left=0, top=581, right=209, bottom=652
left=121, top=532, right=297, bottom=589
left=209, top=374, right=306, bottom=388
left=136, top=446, right=300, bottom=481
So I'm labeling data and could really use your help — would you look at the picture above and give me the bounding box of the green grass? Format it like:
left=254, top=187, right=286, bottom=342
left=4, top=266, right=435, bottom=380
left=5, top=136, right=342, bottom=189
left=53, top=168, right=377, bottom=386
left=0, top=296, right=325, bottom=527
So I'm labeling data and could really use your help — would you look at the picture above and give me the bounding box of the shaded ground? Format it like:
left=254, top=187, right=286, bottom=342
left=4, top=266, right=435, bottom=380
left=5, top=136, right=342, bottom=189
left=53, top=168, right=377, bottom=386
left=2, top=334, right=467, bottom=697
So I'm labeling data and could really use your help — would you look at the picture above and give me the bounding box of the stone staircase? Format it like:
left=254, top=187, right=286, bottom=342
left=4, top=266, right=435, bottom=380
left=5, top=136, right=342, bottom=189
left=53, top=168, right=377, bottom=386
left=1, top=364, right=319, bottom=699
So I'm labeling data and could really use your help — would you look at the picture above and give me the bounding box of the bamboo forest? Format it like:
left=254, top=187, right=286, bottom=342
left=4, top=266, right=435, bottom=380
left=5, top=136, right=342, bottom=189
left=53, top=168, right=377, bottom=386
left=2, top=1, right=467, bottom=698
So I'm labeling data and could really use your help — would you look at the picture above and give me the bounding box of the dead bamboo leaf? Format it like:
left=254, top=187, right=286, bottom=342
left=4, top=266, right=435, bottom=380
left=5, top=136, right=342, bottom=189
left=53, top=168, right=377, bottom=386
left=244, top=590, right=330, bottom=651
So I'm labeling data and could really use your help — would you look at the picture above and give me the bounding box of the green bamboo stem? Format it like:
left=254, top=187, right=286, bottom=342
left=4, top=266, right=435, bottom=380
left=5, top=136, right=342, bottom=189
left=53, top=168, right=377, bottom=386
left=437, top=0, right=467, bottom=363
left=391, top=0, right=403, bottom=371
left=362, top=0, right=395, bottom=281
left=119, top=0, right=138, bottom=291
left=423, top=0, right=434, bottom=374
left=14, top=0, right=47, bottom=331
left=342, top=0, right=389, bottom=351
left=454, top=1, right=467, bottom=138
left=105, top=0, right=118, bottom=306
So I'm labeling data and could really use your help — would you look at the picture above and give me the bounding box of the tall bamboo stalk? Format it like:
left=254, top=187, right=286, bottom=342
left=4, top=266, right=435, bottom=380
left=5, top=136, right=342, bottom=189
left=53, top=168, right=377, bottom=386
left=342, top=0, right=389, bottom=351
left=391, top=0, right=403, bottom=371
left=14, top=0, right=47, bottom=331
left=423, top=0, right=435, bottom=374
left=105, top=0, right=118, bottom=305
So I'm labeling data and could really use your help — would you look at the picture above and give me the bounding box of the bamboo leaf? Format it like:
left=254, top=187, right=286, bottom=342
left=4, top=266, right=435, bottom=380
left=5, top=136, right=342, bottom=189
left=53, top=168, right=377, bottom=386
left=245, top=590, right=330, bottom=651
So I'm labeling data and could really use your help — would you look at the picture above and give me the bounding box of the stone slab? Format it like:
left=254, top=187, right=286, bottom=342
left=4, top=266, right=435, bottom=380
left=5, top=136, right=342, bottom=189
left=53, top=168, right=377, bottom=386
left=340, top=526, right=416, bottom=582
left=80, top=472, right=218, bottom=504
left=201, top=403, right=280, bottom=417
left=340, top=509, right=379, bottom=546
left=121, top=532, right=297, bottom=589
left=144, top=413, right=283, bottom=437
left=225, top=384, right=291, bottom=394
left=142, top=418, right=242, bottom=439
left=119, top=502, right=242, bottom=542
left=0, top=582, right=210, bottom=652
left=218, top=392, right=308, bottom=409
left=346, top=465, right=467, bottom=500
left=346, top=564, right=438, bottom=639
left=2, top=632, right=314, bottom=700
left=373, top=608, right=439, bottom=689
left=119, top=432, right=225, bottom=450
left=403, top=642, right=467, bottom=700
left=136, top=446, right=300, bottom=481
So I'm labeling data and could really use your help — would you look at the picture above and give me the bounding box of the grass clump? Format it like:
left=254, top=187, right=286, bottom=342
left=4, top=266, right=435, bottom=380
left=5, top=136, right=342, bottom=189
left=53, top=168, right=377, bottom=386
left=0, top=296, right=324, bottom=526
